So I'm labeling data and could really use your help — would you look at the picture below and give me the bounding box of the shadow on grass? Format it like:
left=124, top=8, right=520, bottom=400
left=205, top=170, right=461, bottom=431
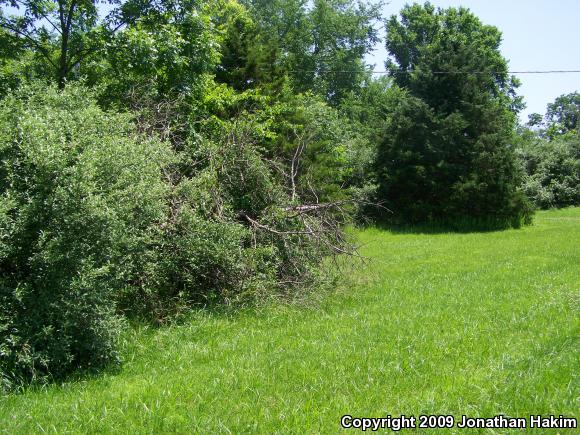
left=364, top=215, right=535, bottom=235
left=1, top=360, right=124, bottom=397
left=2, top=274, right=342, bottom=397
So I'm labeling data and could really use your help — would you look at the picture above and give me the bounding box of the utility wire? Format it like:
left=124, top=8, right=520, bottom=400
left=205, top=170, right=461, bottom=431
left=382, top=70, right=580, bottom=75
left=287, top=69, right=580, bottom=75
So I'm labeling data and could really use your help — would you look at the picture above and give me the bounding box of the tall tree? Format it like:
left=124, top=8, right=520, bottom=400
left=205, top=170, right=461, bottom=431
left=378, top=3, right=530, bottom=226
left=0, top=0, right=124, bottom=88
left=545, top=92, right=580, bottom=138
left=239, top=0, right=382, bottom=104
left=93, top=0, right=219, bottom=105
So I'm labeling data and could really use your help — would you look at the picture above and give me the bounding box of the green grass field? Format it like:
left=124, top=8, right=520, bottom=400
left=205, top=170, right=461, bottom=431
left=1, top=208, right=578, bottom=433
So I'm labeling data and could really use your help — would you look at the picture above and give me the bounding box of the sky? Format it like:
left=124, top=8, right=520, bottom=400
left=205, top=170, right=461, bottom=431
left=366, top=0, right=580, bottom=121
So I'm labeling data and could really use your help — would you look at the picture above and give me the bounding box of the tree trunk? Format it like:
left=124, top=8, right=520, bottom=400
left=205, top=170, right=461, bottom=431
left=58, top=29, right=68, bottom=89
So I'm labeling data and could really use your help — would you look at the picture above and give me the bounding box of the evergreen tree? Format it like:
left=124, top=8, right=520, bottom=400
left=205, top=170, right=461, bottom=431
left=378, top=2, right=531, bottom=227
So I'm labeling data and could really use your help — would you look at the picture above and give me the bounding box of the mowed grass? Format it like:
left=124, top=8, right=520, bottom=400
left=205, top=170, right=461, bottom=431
left=1, top=208, right=578, bottom=434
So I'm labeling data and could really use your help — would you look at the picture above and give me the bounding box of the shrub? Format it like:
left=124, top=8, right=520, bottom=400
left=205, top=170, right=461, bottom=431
left=377, top=91, right=532, bottom=227
left=135, top=122, right=336, bottom=312
left=517, top=133, right=580, bottom=209
left=0, top=84, right=352, bottom=388
left=0, top=83, right=174, bottom=387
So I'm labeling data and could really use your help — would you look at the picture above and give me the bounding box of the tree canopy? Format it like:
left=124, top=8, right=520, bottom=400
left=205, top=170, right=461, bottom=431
left=376, top=2, right=530, bottom=226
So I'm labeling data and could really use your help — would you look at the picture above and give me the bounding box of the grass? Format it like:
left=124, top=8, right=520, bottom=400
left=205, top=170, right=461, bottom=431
left=1, top=208, right=578, bottom=433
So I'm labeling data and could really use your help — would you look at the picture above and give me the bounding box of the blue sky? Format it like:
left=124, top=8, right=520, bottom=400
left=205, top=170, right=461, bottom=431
left=366, top=0, right=580, bottom=121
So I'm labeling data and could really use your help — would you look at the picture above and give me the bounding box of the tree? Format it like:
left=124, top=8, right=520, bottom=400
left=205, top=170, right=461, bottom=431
left=91, top=0, right=220, bottom=112
left=0, top=26, right=31, bottom=96
left=545, top=92, right=580, bottom=138
left=239, top=0, right=383, bottom=104
left=515, top=93, right=580, bottom=208
left=527, top=112, right=543, bottom=128
left=377, top=3, right=531, bottom=227
left=212, top=0, right=260, bottom=91
left=516, top=133, right=580, bottom=208
left=0, top=0, right=124, bottom=88
left=0, top=0, right=220, bottom=93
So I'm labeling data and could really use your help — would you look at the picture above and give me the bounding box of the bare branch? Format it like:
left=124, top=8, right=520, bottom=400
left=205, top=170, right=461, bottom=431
left=241, top=213, right=320, bottom=236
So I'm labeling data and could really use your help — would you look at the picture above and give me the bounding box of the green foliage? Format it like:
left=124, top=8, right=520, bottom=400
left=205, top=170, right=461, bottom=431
left=0, top=0, right=117, bottom=88
left=2, top=0, right=569, bottom=393
left=340, top=76, right=397, bottom=146
left=528, top=92, right=580, bottom=140
left=0, top=208, right=577, bottom=431
left=516, top=132, right=580, bottom=209
left=516, top=92, right=580, bottom=209
left=239, top=0, right=382, bottom=103
left=197, top=83, right=373, bottom=205
left=377, top=3, right=531, bottom=227
left=0, top=83, right=351, bottom=387
left=92, top=0, right=220, bottom=110
left=545, top=92, right=580, bottom=138
left=133, top=126, right=326, bottom=313
left=0, top=83, right=174, bottom=386
left=0, top=28, right=31, bottom=96
left=339, top=76, right=402, bottom=213
left=211, top=0, right=261, bottom=91
left=263, top=93, right=370, bottom=203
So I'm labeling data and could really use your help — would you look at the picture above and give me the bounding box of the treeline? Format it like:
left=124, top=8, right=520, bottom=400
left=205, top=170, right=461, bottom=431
left=0, top=0, right=577, bottom=388
left=517, top=93, right=580, bottom=209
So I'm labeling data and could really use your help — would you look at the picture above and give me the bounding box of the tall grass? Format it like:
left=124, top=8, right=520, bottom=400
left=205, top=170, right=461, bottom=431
left=0, top=208, right=578, bottom=433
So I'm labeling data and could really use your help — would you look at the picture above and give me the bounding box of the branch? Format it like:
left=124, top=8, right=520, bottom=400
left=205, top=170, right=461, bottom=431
left=290, top=132, right=306, bottom=202
left=241, top=213, right=319, bottom=236
left=13, top=0, right=62, bottom=34
left=285, top=200, right=393, bottom=216
left=66, top=43, right=99, bottom=69
left=239, top=197, right=371, bottom=262
left=57, top=0, right=65, bottom=30
left=65, top=0, right=77, bottom=32
left=66, top=19, right=129, bottom=70
left=284, top=201, right=352, bottom=213
left=0, top=20, right=57, bottom=68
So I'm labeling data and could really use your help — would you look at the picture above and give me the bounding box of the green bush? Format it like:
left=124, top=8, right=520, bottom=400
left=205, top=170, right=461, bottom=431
left=0, top=84, right=348, bottom=388
left=517, top=133, right=580, bottom=209
left=142, top=123, right=329, bottom=310
left=0, top=83, right=174, bottom=387
left=377, top=91, right=532, bottom=227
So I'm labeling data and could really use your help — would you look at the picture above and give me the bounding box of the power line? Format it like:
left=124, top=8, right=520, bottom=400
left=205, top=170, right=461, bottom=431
left=503, top=70, right=580, bottom=74
left=381, top=70, right=580, bottom=75
left=288, top=69, right=580, bottom=75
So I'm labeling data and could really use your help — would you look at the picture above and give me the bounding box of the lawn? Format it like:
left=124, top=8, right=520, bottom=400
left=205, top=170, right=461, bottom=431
left=1, top=208, right=578, bottom=433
